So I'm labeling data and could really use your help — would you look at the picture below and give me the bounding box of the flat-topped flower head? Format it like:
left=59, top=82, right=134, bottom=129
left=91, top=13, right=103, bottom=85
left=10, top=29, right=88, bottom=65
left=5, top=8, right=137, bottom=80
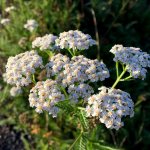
left=85, top=86, right=134, bottom=130
left=46, top=54, right=109, bottom=87
left=110, top=45, right=150, bottom=80
left=55, top=30, right=96, bottom=50
left=67, top=83, right=94, bottom=103
left=29, top=79, right=65, bottom=117
left=4, top=50, right=43, bottom=87
left=24, top=19, right=38, bottom=32
left=61, top=55, right=110, bottom=86
left=32, top=34, right=59, bottom=51
left=10, top=86, right=22, bottom=97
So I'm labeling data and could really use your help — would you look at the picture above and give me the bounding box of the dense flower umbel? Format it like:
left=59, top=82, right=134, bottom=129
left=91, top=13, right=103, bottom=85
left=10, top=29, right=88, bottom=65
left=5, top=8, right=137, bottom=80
left=29, top=79, right=65, bottom=117
left=85, top=86, right=134, bottom=130
left=32, top=34, right=58, bottom=51
left=46, top=54, right=109, bottom=87
left=10, top=86, right=22, bottom=97
left=24, top=19, right=38, bottom=32
left=4, top=50, right=43, bottom=87
left=68, top=83, right=94, bottom=103
left=55, top=30, right=96, bottom=50
left=110, top=45, right=150, bottom=80
left=61, top=55, right=110, bottom=86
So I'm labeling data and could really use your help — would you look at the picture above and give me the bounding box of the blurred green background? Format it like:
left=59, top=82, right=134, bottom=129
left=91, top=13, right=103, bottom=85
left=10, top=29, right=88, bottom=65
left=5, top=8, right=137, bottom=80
left=0, top=0, right=150, bottom=150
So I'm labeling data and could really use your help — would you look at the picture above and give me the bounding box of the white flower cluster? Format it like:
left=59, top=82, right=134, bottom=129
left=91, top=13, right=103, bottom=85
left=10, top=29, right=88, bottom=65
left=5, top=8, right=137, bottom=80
left=85, top=86, right=134, bottom=130
left=32, top=34, right=59, bottom=51
left=0, top=18, right=10, bottom=25
left=29, top=79, right=65, bottom=117
left=61, top=55, right=110, bottom=86
left=46, top=53, right=70, bottom=77
left=5, top=6, right=16, bottom=12
left=4, top=50, right=43, bottom=87
left=110, top=45, right=150, bottom=80
left=46, top=54, right=110, bottom=87
left=68, top=83, right=94, bottom=103
left=55, top=30, right=96, bottom=50
left=10, top=86, right=22, bottom=97
left=24, top=19, right=38, bottom=32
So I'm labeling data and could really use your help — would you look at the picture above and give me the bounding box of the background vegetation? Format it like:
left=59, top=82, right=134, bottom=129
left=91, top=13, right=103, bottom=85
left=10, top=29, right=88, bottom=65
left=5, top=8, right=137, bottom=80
left=0, top=0, right=150, bottom=149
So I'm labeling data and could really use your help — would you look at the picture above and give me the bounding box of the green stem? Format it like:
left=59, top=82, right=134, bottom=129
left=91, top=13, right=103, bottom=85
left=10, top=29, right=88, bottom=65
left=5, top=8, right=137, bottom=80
left=32, top=74, right=36, bottom=84
left=59, top=86, right=68, bottom=99
left=78, top=107, right=85, bottom=111
left=68, top=49, right=74, bottom=57
left=69, top=132, right=83, bottom=150
left=73, top=49, right=76, bottom=56
left=45, top=113, right=49, bottom=130
left=116, top=61, right=119, bottom=78
left=120, top=75, right=132, bottom=81
left=112, top=67, right=127, bottom=89
left=122, top=63, right=125, bottom=71
left=45, top=50, right=54, bottom=58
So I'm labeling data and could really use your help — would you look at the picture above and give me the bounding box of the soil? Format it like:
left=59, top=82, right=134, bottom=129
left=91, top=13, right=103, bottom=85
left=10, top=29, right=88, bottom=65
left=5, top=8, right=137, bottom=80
left=0, top=125, right=24, bottom=150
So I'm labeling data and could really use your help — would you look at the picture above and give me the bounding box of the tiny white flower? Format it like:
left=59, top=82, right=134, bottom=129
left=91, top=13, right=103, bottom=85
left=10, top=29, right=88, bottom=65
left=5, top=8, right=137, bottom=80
left=5, top=6, right=16, bottom=12
left=10, top=86, right=22, bottom=97
left=24, top=19, right=38, bottom=32
left=1, top=18, right=10, bottom=25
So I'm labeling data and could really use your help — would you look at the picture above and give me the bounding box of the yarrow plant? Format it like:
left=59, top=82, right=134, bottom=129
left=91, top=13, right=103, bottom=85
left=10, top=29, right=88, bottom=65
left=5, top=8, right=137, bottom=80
left=55, top=30, right=96, bottom=56
left=46, top=54, right=110, bottom=87
left=24, top=19, right=38, bottom=32
left=110, top=45, right=150, bottom=80
left=4, top=50, right=43, bottom=87
left=86, top=86, right=134, bottom=130
left=0, top=18, right=10, bottom=25
left=10, top=86, right=22, bottom=97
left=3, top=30, right=150, bottom=148
left=32, top=34, right=59, bottom=51
left=5, top=6, right=16, bottom=13
left=29, top=79, right=65, bottom=117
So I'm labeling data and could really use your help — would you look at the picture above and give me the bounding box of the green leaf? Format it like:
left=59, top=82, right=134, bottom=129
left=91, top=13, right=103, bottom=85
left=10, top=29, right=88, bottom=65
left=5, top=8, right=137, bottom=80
left=21, top=135, right=31, bottom=150
left=0, top=117, right=16, bottom=126
left=78, top=110, right=89, bottom=130
left=79, top=135, right=87, bottom=150
left=55, top=100, right=75, bottom=113
left=93, top=143, right=123, bottom=150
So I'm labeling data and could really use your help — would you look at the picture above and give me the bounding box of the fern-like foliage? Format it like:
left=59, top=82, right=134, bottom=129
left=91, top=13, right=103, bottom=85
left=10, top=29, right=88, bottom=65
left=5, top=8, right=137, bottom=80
left=78, top=110, right=89, bottom=130
left=78, top=135, right=87, bottom=150
left=55, top=100, right=75, bottom=113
